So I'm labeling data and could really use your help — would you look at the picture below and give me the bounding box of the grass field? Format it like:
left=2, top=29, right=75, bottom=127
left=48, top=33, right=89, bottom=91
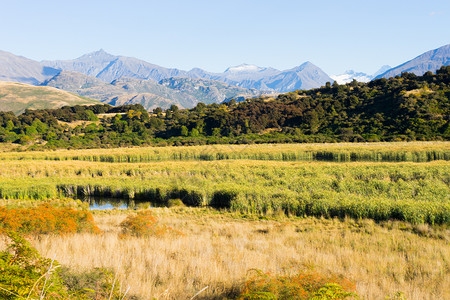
left=10, top=208, right=446, bottom=299
left=0, top=142, right=449, bottom=299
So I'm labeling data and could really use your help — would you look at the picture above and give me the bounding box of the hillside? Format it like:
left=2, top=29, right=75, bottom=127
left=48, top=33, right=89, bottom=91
left=0, top=66, right=448, bottom=148
left=0, top=81, right=100, bottom=115
left=158, top=77, right=262, bottom=104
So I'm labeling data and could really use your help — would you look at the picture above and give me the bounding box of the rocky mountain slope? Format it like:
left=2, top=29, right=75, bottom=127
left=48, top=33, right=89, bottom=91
left=258, top=62, right=332, bottom=92
left=42, top=50, right=333, bottom=92
left=42, top=71, right=262, bottom=110
left=0, top=50, right=59, bottom=85
left=375, top=44, right=450, bottom=79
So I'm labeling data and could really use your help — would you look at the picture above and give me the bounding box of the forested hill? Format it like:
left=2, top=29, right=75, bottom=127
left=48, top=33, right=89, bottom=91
left=0, top=66, right=449, bottom=149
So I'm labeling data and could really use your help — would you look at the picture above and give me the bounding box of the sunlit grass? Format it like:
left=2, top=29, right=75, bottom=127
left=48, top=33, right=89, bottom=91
left=15, top=209, right=448, bottom=299
left=0, top=158, right=448, bottom=224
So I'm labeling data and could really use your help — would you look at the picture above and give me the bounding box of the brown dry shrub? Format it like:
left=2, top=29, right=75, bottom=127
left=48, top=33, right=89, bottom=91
left=0, top=203, right=100, bottom=235
left=120, top=210, right=183, bottom=238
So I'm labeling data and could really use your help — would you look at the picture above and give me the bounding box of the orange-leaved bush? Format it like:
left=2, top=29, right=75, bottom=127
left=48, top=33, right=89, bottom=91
left=120, top=210, right=183, bottom=237
left=0, top=203, right=100, bottom=235
left=238, top=268, right=358, bottom=300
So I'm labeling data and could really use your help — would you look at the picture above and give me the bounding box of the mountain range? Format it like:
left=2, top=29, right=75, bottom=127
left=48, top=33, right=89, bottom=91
left=0, top=43, right=449, bottom=113
left=42, top=71, right=263, bottom=110
left=42, top=50, right=333, bottom=93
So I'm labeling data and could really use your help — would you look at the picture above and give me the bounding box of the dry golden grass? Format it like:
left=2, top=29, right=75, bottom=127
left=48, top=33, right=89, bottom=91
left=10, top=208, right=448, bottom=300
left=403, top=88, right=433, bottom=97
left=1, top=141, right=449, bottom=159
left=57, top=120, right=100, bottom=128
left=0, top=81, right=99, bottom=114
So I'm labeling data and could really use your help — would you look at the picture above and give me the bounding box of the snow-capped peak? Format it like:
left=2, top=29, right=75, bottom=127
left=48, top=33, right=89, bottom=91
left=330, top=70, right=372, bottom=84
left=331, top=65, right=394, bottom=84
left=225, top=64, right=263, bottom=73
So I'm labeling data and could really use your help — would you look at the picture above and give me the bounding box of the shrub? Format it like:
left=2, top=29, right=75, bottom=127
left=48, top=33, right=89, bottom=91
left=0, top=231, right=126, bottom=300
left=0, top=231, right=69, bottom=299
left=238, top=268, right=358, bottom=300
left=120, top=210, right=183, bottom=237
left=59, top=266, right=124, bottom=299
left=0, top=203, right=100, bottom=235
left=167, top=198, right=185, bottom=207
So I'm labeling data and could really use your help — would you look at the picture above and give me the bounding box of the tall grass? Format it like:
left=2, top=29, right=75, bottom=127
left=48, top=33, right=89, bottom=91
left=22, top=210, right=450, bottom=299
left=0, top=157, right=448, bottom=224
left=1, top=142, right=449, bottom=163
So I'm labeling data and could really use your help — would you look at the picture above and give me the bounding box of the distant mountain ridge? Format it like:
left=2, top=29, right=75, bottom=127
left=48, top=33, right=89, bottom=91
left=41, top=70, right=262, bottom=111
left=1, top=44, right=449, bottom=112
left=375, top=44, right=450, bottom=79
left=42, top=50, right=333, bottom=93
left=0, top=50, right=59, bottom=85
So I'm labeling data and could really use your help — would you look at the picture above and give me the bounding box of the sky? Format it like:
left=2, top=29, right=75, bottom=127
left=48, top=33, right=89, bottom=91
left=1, top=0, right=449, bottom=75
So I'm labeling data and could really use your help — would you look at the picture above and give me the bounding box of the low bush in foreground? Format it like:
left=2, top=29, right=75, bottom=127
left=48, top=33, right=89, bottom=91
left=0, top=203, right=100, bottom=235
left=120, top=210, right=183, bottom=237
left=0, top=231, right=68, bottom=299
left=0, top=231, right=126, bottom=299
left=238, top=268, right=358, bottom=300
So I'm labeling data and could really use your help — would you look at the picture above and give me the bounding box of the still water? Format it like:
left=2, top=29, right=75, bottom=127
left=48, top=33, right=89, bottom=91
left=76, top=197, right=158, bottom=210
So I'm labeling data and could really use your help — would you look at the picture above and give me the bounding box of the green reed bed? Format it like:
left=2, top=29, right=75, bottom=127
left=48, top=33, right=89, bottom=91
left=0, top=142, right=449, bottom=163
left=0, top=156, right=448, bottom=224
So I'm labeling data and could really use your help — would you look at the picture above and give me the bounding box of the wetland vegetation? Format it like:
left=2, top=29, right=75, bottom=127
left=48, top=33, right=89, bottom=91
left=0, top=142, right=449, bottom=299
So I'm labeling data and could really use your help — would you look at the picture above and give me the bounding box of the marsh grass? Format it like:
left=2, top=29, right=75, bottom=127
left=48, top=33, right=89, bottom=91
left=13, top=209, right=449, bottom=300
left=0, top=142, right=449, bottom=162
left=0, top=158, right=448, bottom=224
left=0, top=142, right=449, bottom=298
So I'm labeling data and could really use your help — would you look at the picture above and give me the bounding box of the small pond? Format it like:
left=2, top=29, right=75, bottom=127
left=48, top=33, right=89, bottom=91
left=75, top=197, right=160, bottom=210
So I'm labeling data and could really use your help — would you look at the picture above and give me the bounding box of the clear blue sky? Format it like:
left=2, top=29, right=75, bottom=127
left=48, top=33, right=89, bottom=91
left=1, top=0, right=449, bottom=75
